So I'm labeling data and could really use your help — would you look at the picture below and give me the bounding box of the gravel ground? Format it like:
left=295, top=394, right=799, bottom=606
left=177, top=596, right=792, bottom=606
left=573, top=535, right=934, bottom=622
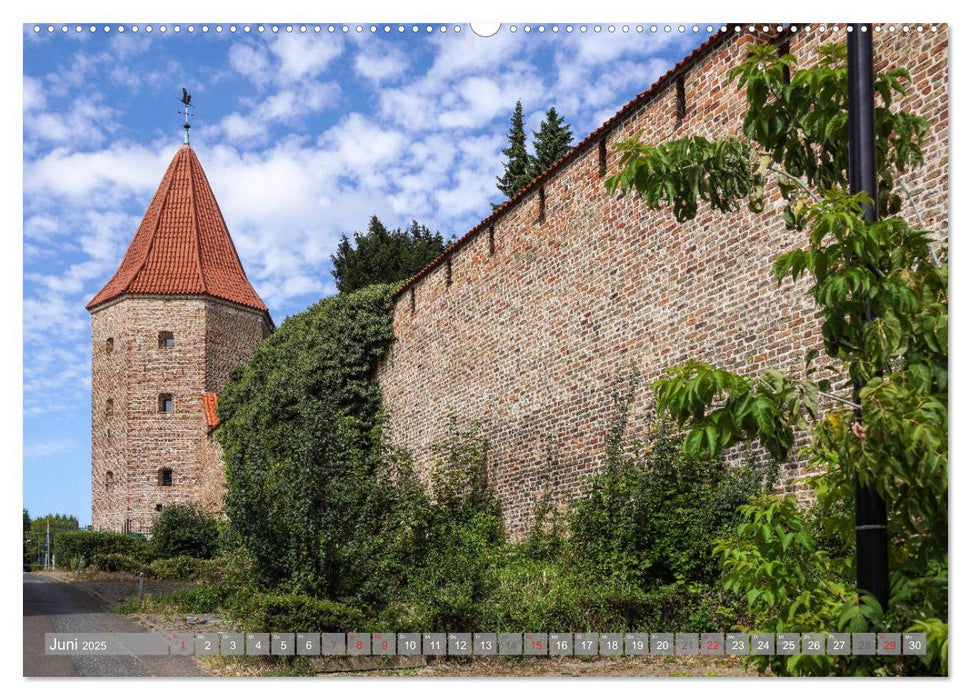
left=315, top=655, right=759, bottom=677
left=46, top=570, right=194, bottom=607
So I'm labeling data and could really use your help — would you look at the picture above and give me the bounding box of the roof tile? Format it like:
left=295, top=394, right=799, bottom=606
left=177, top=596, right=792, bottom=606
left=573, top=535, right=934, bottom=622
left=87, top=145, right=268, bottom=312
left=202, top=392, right=219, bottom=429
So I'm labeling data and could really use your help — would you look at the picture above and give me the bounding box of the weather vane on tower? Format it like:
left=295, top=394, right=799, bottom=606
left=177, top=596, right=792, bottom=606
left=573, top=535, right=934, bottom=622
left=180, top=87, right=193, bottom=145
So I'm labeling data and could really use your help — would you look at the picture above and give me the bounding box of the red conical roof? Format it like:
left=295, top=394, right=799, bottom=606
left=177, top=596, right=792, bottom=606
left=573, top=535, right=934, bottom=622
left=87, top=145, right=268, bottom=313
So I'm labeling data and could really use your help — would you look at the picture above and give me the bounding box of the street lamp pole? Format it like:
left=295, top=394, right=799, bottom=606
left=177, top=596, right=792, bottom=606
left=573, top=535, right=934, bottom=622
left=847, top=22, right=890, bottom=610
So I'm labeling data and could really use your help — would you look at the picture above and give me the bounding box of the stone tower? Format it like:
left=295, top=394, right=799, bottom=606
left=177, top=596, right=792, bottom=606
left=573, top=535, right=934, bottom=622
left=87, top=144, right=273, bottom=534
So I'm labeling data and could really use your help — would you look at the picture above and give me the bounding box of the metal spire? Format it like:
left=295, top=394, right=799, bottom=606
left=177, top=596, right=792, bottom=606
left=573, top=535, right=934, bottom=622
left=180, top=87, right=193, bottom=145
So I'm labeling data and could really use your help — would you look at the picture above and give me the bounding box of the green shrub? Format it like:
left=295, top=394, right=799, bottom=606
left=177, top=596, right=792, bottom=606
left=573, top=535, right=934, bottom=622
left=391, top=420, right=505, bottom=632
left=151, top=504, right=220, bottom=559
left=148, top=556, right=207, bottom=580
left=90, top=553, right=147, bottom=574
left=568, top=424, right=773, bottom=590
left=232, top=593, right=366, bottom=632
left=54, top=530, right=152, bottom=564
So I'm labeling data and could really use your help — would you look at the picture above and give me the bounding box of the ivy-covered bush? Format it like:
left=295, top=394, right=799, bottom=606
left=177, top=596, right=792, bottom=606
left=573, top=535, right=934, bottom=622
left=218, top=284, right=396, bottom=598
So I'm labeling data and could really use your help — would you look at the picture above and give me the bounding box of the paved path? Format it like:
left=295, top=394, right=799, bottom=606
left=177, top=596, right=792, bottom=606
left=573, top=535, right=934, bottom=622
left=23, top=572, right=206, bottom=677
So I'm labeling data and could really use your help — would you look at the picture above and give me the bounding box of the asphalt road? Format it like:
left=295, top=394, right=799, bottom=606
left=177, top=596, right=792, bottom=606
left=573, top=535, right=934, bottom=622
left=23, top=572, right=206, bottom=677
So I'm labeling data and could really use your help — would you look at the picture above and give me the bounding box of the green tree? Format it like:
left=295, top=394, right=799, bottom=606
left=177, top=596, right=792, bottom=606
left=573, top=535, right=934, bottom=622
left=27, top=513, right=80, bottom=567
left=607, top=42, right=945, bottom=675
left=23, top=509, right=30, bottom=569
left=529, top=106, right=574, bottom=179
left=496, top=99, right=532, bottom=198
left=152, top=503, right=220, bottom=559
left=330, top=216, right=446, bottom=294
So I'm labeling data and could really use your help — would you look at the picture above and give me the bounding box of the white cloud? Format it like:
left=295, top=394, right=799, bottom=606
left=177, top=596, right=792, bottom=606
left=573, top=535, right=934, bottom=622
left=229, top=34, right=343, bottom=88
left=353, top=39, right=408, bottom=83
left=557, top=30, right=693, bottom=67
left=427, top=29, right=524, bottom=80
left=24, top=145, right=171, bottom=203
left=23, top=439, right=79, bottom=460
left=317, top=113, right=405, bottom=176
left=24, top=214, right=60, bottom=242
left=25, top=98, right=118, bottom=147
left=220, top=112, right=269, bottom=142
left=270, top=33, right=343, bottom=81
left=262, top=82, right=341, bottom=122
left=24, top=76, right=45, bottom=112
left=228, top=42, right=273, bottom=87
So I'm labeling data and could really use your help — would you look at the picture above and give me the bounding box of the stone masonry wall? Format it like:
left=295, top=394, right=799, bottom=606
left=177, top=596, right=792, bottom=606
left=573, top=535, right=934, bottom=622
left=91, top=295, right=269, bottom=532
left=376, top=26, right=948, bottom=539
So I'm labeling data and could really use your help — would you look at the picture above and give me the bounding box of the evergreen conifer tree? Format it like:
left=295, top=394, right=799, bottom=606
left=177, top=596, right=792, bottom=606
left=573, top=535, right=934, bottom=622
left=495, top=100, right=531, bottom=198
left=529, top=106, right=574, bottom=179
left=331, top=215, right=446, bottom=294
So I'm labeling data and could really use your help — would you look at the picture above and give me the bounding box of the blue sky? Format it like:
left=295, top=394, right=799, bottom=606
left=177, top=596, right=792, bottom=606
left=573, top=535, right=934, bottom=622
left=22, top=22, right=712, bottom=524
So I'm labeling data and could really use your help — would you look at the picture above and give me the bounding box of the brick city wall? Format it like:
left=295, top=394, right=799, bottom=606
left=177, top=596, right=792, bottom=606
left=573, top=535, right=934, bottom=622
left=376, top=26, right=948, bottom=538
left=91, top=296, right=270, bottom=533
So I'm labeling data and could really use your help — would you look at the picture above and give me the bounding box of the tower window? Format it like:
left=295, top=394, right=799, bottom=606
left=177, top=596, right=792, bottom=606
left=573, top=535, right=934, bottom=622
left=105, top=470, right=114, bottom=487
left=598, top=138, right=608, bottom=177
left=159, top=469, right=173, bottom=487
left=488, top=225, right=496, bottom=255
left=105, top=398, right=114, bottom=416
left=155, top=504, right=163, bottom=512
left=158, top=394, right=174, bottom=413
left=446, top=258, right=453, bottom=287
left=537, top=186, right=547, bottom=224
left=158, top=331, right=174, bottom=348
left=106, top=337, right=114, bottom=354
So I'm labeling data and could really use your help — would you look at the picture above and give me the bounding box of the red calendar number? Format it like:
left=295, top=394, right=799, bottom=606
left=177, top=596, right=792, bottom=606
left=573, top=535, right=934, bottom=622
left=356, top=640, right=363, bottom=650
left=531, top=640, right=544, bottom=650
left=883, top=640, right=897, bottom=651
left=381, top=641, right=388, bottom=650
left=707, top=640, right=719, bottom=650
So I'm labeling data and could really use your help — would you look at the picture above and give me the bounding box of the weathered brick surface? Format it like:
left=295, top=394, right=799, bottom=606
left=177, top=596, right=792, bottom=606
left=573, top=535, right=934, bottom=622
left=91, top=295, right=270, bottom=533
left=376, top=26, right=948, bottom=538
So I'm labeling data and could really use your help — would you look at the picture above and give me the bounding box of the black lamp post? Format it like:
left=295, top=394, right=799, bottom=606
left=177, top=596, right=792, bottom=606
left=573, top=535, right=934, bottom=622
left=847, top=22, right=890, bottom=610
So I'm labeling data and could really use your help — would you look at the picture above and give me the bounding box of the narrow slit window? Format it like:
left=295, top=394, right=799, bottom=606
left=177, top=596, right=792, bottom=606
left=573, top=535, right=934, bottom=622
left=537, top=186, right=546, bottom=223
left=158, top=331, right=174, bottom=348
left=598, top=138, right=607, bottom=177
left=158, top=393, right=174, bottom=413
left=779, top=40, right=792, bottom=84
left=409, top=287, right=416, bottom=315
left=105, top=398, right=114, bottom=416
left=676, top=76, right=687, bottom=123
left=105, top=470, right=114, bottom=487
left=446, top=258, right=453, bottom=287
left=105, top=337, right=114, bottom=354
left=159, top=469, right=173, bottom=487
left=488, top=225, right=495, bottom=255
